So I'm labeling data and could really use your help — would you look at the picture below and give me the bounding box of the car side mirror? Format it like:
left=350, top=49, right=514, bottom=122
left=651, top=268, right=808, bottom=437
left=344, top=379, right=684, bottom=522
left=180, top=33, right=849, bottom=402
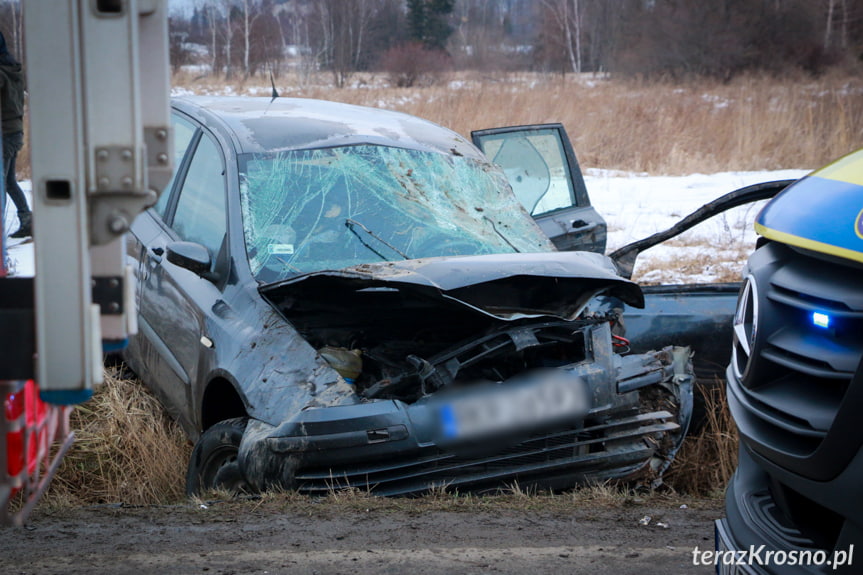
left=166, top=241, right=214, bottom=278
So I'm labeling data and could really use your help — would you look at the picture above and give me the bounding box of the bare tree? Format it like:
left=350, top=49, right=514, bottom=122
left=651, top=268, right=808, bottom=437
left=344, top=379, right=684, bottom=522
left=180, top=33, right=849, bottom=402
left=207, top=1, right=219, bottom=75
left=826, top=0, right=855, bottom=49
left=224, top=1, right=234, bottom=78
left=196, top=0, right=233, bottom=78
left=312, top=0, right=377, bottom=87
left=540, top=0, right=583, bottom=73
left=240, top=0, right=274, bottom=77
left=449, top=0, right=533, bottom=71
left=248, top=0, right=284, bottom=77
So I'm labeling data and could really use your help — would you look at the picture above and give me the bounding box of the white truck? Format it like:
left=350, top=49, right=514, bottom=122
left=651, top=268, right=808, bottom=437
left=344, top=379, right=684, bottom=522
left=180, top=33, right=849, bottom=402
left=0, top=0, right=172, bottom=525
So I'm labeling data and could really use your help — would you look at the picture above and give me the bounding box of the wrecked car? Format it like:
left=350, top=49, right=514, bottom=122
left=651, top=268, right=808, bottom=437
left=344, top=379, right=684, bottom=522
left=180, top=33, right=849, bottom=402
left=470, top=123, right=796, bottom=424
left=471, top=125, right=797, bottom=379
left=124, top=96, right=694, bottom=496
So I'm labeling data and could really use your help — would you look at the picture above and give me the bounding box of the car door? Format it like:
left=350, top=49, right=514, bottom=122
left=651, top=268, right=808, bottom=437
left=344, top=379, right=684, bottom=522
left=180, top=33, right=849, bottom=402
left=471, top=124, right=607, bottom=254
left=131, top=113, right=200, bottom=307
left=133, top=121, right=229, bottom=432
left=126, top=112, right=197, bottom=398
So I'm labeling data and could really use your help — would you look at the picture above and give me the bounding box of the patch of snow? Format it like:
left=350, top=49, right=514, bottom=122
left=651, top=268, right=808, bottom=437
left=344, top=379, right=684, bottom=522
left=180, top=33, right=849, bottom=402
left=585, top=168, right=810, bottom=283
left=701, top=93, right=731, bottom=109
left=3, top=182, right=34, bottom=277
left=171, top=86, right=195, bottom=97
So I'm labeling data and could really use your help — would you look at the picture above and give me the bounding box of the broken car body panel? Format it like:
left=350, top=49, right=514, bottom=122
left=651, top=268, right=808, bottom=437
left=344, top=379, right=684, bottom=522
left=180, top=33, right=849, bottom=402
left=124, top=97, right=694, bottom=496
left=473, top=123, right=797, bottom=383
left=238, top=322, right=693, bottom=495
left=595, top=181, right=796, bottom=383
left=260, top=251, right=645, bottom=322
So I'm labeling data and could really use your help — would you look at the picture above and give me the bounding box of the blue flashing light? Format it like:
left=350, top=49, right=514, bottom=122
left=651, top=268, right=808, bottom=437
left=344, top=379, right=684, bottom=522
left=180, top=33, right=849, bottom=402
left=812, top=312, right=831, bottom=329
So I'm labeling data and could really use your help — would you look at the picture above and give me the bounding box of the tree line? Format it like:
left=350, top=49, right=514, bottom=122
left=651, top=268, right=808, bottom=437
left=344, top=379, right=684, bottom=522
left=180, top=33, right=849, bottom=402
left=2, top=0, right=862, bottom=84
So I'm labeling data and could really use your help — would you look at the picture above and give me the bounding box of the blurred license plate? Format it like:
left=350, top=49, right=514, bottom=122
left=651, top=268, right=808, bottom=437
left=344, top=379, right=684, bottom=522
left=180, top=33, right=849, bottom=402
left=438, top=370, right=587, bottom=441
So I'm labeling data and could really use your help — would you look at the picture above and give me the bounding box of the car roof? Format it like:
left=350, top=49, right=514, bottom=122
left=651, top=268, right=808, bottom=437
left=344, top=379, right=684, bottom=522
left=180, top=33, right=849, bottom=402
left=172, top=96, right=483, bottom=159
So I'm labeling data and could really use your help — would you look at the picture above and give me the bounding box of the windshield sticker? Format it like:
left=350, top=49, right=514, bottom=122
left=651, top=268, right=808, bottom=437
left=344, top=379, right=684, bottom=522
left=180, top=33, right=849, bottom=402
left=267, top=244, right=295, bottom=255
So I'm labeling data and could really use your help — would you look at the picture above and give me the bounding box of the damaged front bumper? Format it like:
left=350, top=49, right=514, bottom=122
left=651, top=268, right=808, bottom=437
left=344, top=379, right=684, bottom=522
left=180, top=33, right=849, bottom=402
left=238, top=324, right=694, bottom=495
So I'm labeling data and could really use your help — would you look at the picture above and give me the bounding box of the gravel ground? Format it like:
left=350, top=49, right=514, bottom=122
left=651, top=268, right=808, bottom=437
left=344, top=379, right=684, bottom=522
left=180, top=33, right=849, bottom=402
left=2, top=496, right=723, bottom=574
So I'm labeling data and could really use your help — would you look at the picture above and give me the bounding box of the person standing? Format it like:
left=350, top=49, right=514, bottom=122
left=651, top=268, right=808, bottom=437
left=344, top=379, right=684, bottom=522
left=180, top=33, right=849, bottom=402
left=0, top=30, right=30, bottom=239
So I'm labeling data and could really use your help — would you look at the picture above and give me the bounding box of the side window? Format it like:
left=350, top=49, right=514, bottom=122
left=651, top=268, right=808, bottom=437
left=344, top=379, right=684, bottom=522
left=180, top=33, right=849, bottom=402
left=480, top=130, right=575, bottom=216
left=152, top=114, right=198, bottom=217
left=171, top=133, right=226, bottom=258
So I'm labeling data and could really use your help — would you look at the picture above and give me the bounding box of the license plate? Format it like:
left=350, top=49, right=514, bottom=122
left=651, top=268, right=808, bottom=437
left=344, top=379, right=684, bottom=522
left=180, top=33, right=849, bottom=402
left=437, top=369, right=588, bottom=442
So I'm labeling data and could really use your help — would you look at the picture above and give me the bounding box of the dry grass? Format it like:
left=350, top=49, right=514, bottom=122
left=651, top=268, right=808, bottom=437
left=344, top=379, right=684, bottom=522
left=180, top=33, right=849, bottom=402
left=664, top=382, right=739, bottom=497
left=41, top=366, right=190, bottom=507
left=172, top=69, right=863, bottom=174
left=18, top=70, right=861, bottom=199
left=38, top=364, right=730, bottom=509
left=193, top=481, right=718, bottom=517
left=15, top=70, right=861, bottom=209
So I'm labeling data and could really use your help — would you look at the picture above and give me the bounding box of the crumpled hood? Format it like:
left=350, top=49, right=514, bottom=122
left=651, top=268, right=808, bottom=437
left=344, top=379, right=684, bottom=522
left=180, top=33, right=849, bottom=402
left=755, top=148, right=863, bottom=265
left=260, top=251, right=644, bottom=322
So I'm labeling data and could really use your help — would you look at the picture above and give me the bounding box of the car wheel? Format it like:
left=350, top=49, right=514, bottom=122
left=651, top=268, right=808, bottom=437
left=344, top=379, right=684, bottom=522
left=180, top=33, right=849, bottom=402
left=186, top=417, right=250, bottom=496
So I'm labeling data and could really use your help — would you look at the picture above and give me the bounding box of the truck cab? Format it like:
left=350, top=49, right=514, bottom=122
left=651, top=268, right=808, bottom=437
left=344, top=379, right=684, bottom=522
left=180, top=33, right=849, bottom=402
left=716, top=148, right=863, bottom=574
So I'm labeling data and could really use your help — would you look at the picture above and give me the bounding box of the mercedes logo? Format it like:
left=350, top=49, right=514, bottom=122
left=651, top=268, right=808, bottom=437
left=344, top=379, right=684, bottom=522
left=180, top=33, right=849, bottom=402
left=731, top=275, right=758, bottom=381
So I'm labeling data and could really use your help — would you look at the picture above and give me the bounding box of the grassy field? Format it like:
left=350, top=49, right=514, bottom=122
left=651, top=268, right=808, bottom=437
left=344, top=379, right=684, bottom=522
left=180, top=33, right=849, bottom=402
left=172, top=69, right=863, bottom=174
left=35, top=70, right=859, bottom=508
left=19, top=70, right=862, bottom=178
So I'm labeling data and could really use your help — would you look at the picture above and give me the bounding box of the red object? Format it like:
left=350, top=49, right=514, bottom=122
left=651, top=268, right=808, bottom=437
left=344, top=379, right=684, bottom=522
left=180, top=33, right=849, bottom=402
left=2, top=379, right=74, bottom=525
left=612, top=334, right=631, bottom=348
left=4, top=381, right=58, bottom=494
left=5, top=385, right=26, bottom=477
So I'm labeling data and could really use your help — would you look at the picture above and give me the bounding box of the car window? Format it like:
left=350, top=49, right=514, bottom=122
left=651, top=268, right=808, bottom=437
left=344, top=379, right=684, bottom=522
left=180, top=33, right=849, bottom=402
left=153, top=114, right=198, bottom=217
left=239, top=145, right=555, bottom=282
left=171, top=133, right=226, bottom=257
left=477, top=129, right=576, bottom=216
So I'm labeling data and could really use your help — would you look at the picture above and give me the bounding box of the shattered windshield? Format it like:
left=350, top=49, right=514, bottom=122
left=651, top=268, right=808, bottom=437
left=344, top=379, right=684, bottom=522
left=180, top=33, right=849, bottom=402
left=239, top=145, right=555, bottom=283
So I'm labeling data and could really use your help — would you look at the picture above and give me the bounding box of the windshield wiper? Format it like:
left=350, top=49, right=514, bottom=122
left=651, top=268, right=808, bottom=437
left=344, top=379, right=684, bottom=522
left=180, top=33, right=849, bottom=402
left=483, top=216, right=521, bottom=253
left=345, top=218, right=409, bottom=260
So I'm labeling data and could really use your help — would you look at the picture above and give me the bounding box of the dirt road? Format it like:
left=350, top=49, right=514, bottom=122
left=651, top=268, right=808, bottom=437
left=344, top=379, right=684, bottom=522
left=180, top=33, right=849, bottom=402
left=2, top=496, right=722, bottom=574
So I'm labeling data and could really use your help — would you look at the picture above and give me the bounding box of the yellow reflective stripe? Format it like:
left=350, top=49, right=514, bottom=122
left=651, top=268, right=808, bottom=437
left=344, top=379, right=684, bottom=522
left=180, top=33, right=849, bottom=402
left=815, top=149, right=863, bottom=186
left=755, top=221, right=863, bottom=265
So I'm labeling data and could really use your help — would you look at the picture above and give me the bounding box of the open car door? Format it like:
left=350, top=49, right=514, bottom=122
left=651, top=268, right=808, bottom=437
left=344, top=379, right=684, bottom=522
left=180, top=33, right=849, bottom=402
left=471, top=124, right=607, bottom=254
